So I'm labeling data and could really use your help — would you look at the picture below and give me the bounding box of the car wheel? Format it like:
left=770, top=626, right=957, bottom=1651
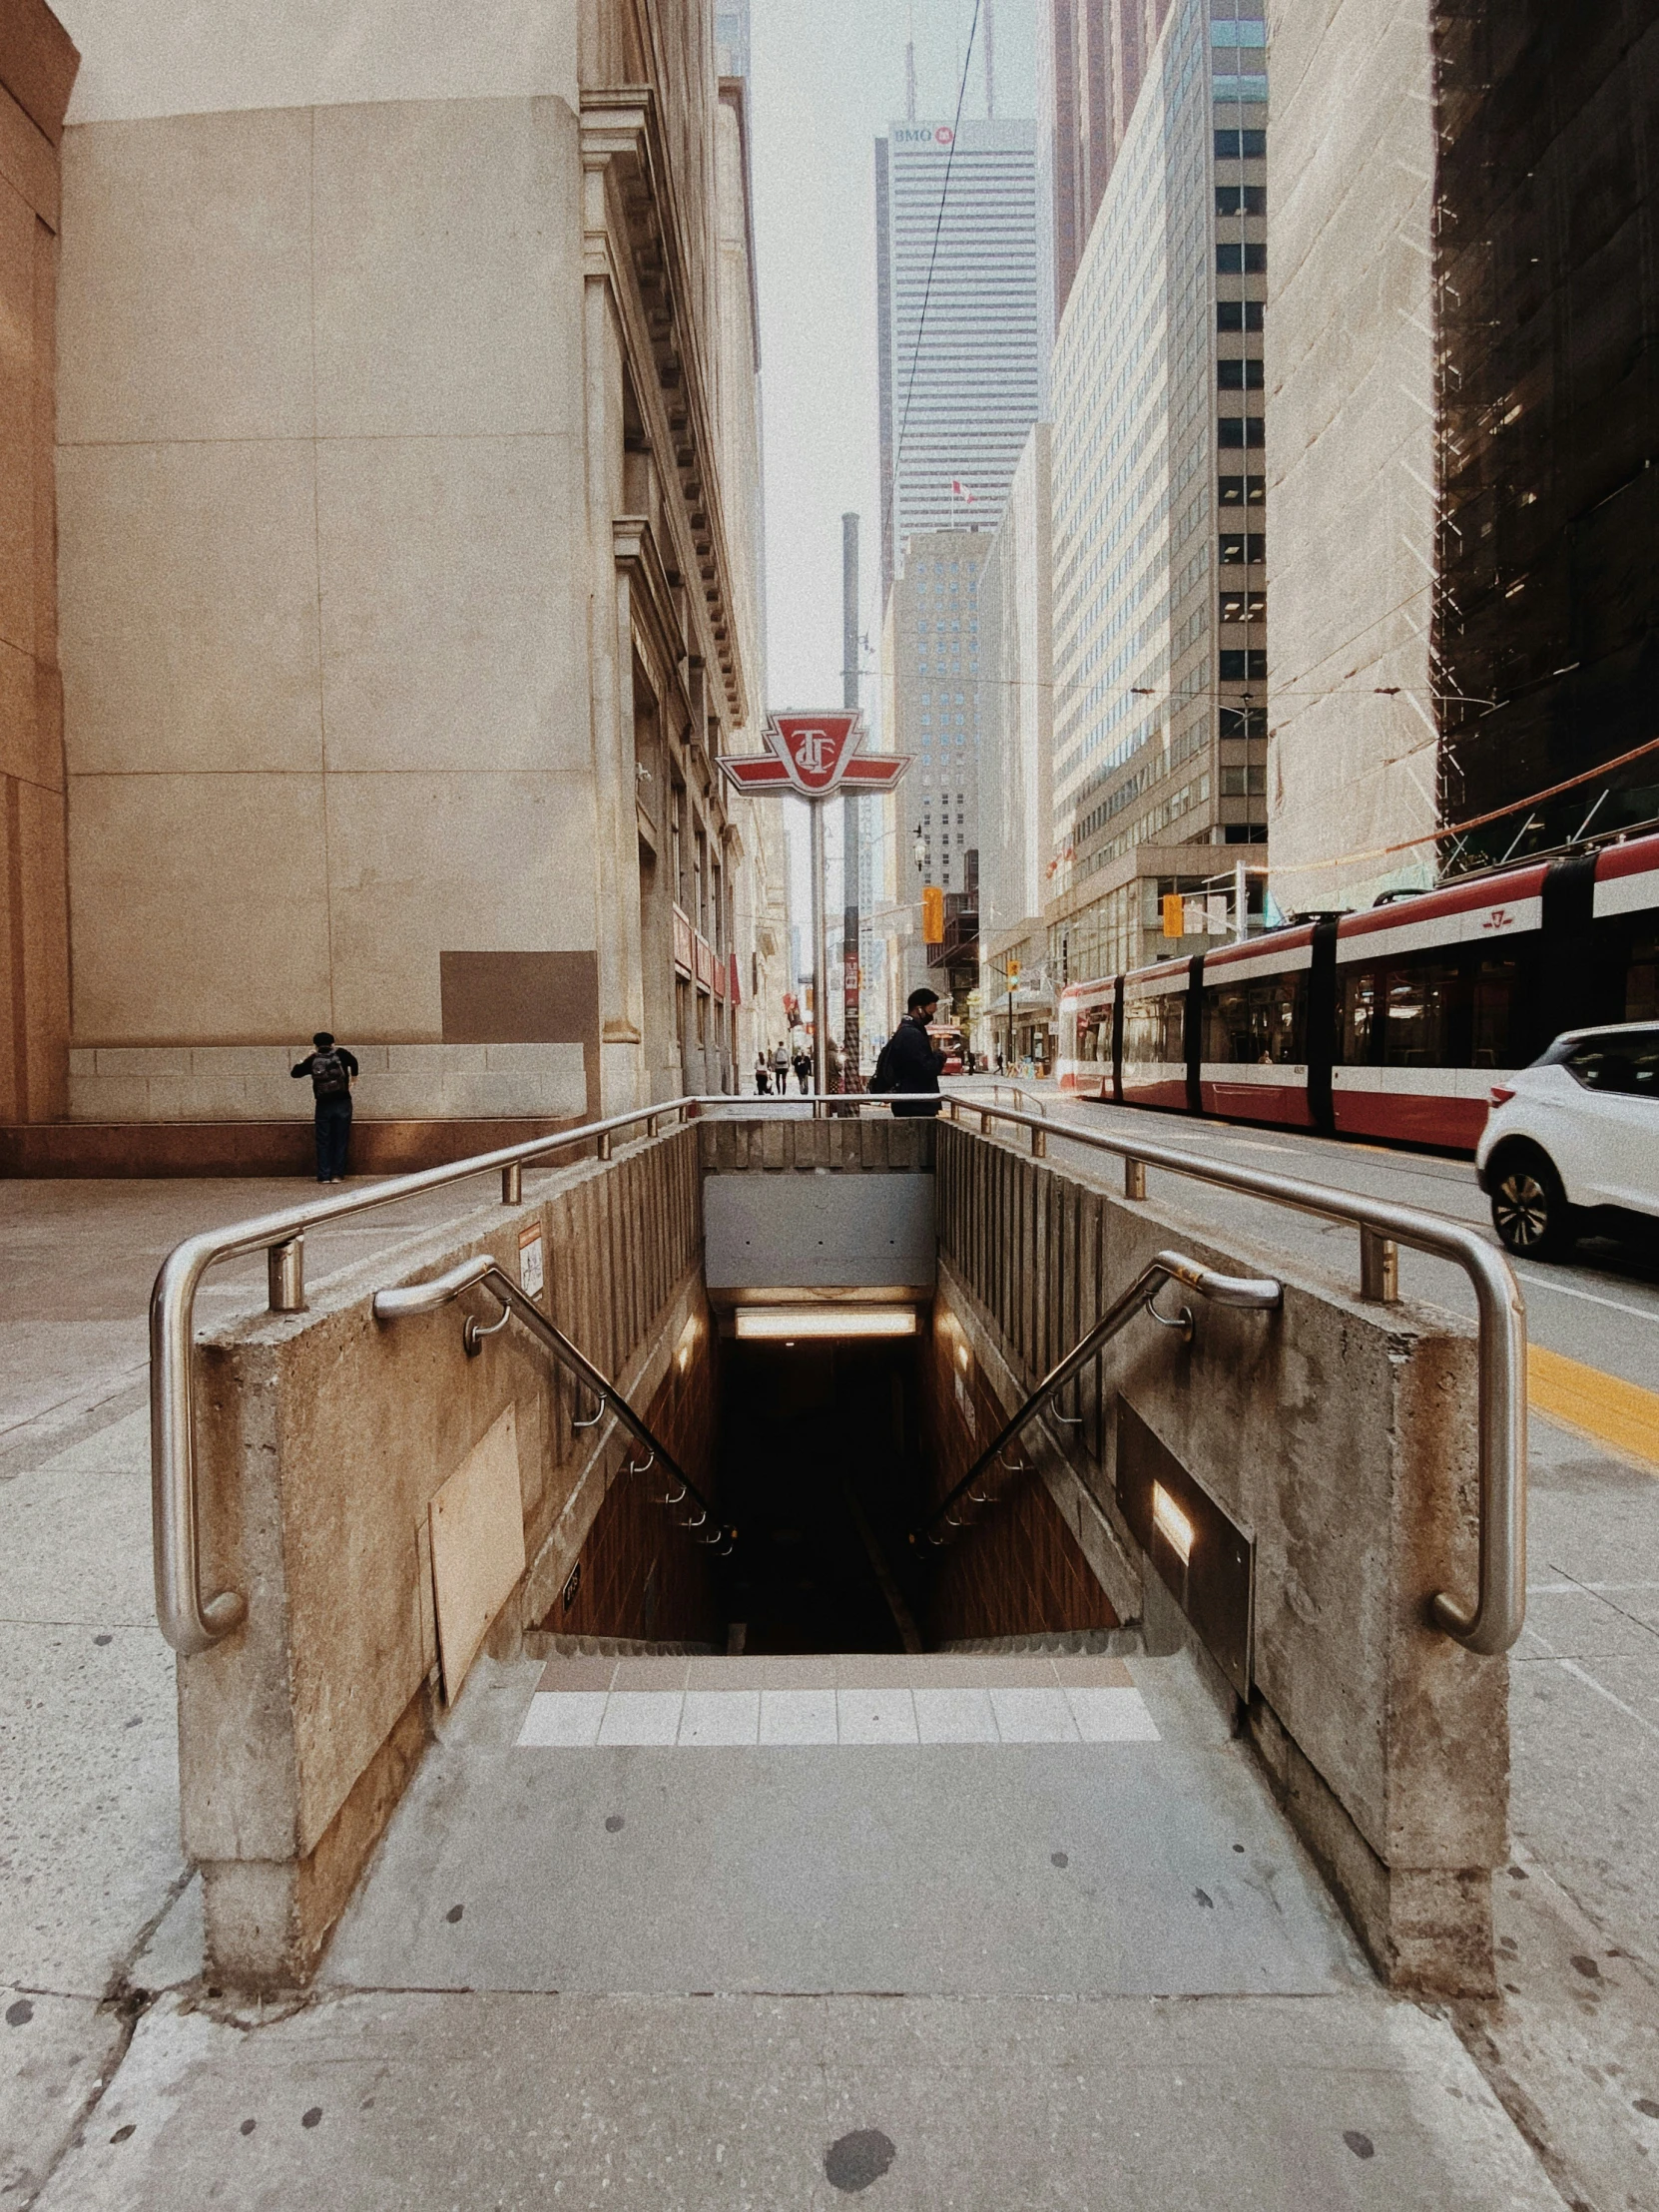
left=1490, top=1148, right=1577, bottom=1262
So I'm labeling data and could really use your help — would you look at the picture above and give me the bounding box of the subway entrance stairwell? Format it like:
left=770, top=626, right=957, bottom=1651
left=150, top=1093, right=1520, bottom=2015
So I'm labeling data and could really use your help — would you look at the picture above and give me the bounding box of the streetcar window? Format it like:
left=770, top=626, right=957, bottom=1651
left=1470, top=957, right=1518, bottom=1067
left=1204, top=985, right=1252, bottom=1062
left=1383, top=960, right=1460, bottom=1065
left=1341, top=968, right=1381, bottom=1063
left=1629, top=928, right=1658, bottom=1023
left=1256, top=974, right=1306, bottom=1063
left=1124, top=992, right=1186, bottom=1063
left=1202, top=975, right=1304, bottom=1063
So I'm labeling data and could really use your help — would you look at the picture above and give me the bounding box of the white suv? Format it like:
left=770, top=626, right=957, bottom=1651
left=1476, top=1023, right=1659, bottom=1260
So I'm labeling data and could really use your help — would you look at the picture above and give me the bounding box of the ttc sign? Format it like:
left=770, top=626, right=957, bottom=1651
left=718, top=711, right=912, bottom=801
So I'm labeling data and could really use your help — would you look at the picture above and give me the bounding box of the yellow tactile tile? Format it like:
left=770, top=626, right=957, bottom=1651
left=1529, top=1345, right=1659, bottom=1470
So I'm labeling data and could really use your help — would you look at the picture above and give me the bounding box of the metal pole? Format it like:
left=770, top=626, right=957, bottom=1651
left=841, top=513, right=860, bottom=1091
left=810, top=797, right=830, bottom=1099
left=1234, top=854, right=1249, bottom=942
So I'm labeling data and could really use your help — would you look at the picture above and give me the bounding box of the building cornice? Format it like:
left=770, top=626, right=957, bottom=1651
left=580, top=85, right=749, bottom=733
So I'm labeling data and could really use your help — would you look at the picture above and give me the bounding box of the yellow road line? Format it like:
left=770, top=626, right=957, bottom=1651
left=1529, top=1345, right=1659, bottom=1470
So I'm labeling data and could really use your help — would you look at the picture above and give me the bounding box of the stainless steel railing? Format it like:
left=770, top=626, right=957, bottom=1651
left=150, top=1084, right=1525, bottom=1659
left=913, top=1250, right=1282, bottom=1547
left=933, top=1094, right=1527, bottom=1656
left=371, top=1255, right=735, bottom=1554
left=151, top=1095, right=706, bottom=1655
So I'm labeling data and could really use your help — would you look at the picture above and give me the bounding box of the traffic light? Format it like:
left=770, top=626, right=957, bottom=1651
left=1161, top=892, right=1186, bottom=939
left=922, top=885, right=944, bottom=942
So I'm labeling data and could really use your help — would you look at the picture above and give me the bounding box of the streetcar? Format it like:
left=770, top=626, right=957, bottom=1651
left=1056, top=829, right=1659, bottom=1151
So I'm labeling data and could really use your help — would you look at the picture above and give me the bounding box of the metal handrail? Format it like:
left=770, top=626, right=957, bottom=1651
left=914, top=1251, right=1282, bottom=1546
left=150, top=1089, right=936, bottom=1654
left=982, top=1080, right=1048, bottom=1117
left=150, top=1085, right=1525, bottom=1659
left=151, top=1093, right=711, bottom=1654
left=372, top=1256, right=735, bottom=1553
left=935, top=1096, right=1528, bottom=1656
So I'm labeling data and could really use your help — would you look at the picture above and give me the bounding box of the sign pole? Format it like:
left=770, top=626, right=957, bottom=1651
left=716, top=710, right=913, bottom=1108
left=810, top=796, right=830, bottom=1101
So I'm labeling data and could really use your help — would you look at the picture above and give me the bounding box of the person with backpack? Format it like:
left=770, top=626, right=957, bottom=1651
left=290, top=1031, right=359, bottom=1182
left=868, top=988, right=945, bottom=1117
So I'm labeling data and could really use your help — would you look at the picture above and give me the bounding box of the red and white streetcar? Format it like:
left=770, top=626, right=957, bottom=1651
left=1057, top=829, right=1659, bottom=1151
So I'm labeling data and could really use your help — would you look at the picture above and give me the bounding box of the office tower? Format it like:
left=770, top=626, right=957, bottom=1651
left=874, top=117, right=1042, bottom=604
left=1045, top=0, right=1268, bottom=991
left=874, top=529, right=991, bottom=1017
left=977, top=426, right=1055, bottom=1064
left=1040, top=0, right=1176, bottom=340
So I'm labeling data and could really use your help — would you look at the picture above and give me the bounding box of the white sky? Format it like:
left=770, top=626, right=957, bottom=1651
left=748, top=0, right=1039, bottom=937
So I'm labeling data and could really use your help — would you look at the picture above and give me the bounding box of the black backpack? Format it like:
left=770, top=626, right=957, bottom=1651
left=311, top=1050, right=349, bottom=1097
left=868, top=1036, right=898, bottom=1094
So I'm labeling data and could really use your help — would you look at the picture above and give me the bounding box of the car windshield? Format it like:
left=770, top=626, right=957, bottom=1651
left=1558, top=1029, right=1659, bottom=1096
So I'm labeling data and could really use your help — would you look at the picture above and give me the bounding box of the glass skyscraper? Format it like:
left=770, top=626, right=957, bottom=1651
left=875, top=118, right=1043, bottom=604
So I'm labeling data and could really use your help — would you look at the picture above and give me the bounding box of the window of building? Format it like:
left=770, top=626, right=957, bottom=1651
left=1220, top=649, right=1269, bottom=680
left=1214, top=129, right=1268, bottom=159
left=1217, top=299, right=1265, bottom=332
left=1219, top=590, right=1267, bottom=621
left=1215, top=186, right=1267, bottom=219
left=1217, top=357, right=1265, bottom=390
left=1217, top=244, right=1268, bottom=275
left=1219, top=705, right=1269, bottom=739
left=1218, top=533, right=1267, bottom=565
left=1217, top=416, right=1266, bottom=448
left=1220, top=765, right=1269, bottom=797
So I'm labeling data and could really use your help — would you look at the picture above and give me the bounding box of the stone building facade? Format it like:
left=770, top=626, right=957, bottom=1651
left=0, top=0, right=78, bottom=1132
left=1264, top=0, right=1438, bottom=915
left=5, top=0, right=776, bottom=1171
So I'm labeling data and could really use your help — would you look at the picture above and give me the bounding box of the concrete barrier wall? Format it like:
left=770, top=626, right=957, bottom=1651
left=932, top=1121, right=1506, bottom=1995
left=184, top=1127, right=706, bottom=1987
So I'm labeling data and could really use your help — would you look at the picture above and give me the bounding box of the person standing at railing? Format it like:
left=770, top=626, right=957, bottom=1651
left=290, top=1031, right=359, bottom=1183
left=868, top=988, right=944, bottom=1117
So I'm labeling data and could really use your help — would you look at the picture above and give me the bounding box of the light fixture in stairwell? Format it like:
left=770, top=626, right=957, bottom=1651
left=735, top=1307, right=918, bottom=1342
left=1152, top=1482, right=1194, bottom=1567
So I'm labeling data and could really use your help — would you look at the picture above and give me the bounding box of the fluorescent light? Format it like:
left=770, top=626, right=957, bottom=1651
left=735, top=1307, right=918, bottom=1341
left=1152, top=1482, right=1194, bottom=1565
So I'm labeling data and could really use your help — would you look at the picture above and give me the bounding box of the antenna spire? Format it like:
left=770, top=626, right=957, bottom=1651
left=904, top=3, right=917, bottom=123
left=984, top=0, right=995, bottom=117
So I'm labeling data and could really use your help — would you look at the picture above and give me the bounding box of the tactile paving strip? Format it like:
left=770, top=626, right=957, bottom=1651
left=515, top=1654, right=1159, bottom=1748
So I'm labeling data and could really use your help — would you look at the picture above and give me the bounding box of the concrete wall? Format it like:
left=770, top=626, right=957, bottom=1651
left=28, top=0, right=764, bottom=1162
left=0, top=0, right=77, bottom=1126
left=932, top=1118, right=1506, bottom=1993
left=184, top=1125, right=707, bottom=1986
left=1266, top=0, right=1439, bottom=912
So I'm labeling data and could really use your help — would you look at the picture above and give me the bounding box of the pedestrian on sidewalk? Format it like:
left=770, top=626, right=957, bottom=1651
left=868, top=988, right=944, bottom=1117
left=755, top=1051, right=772, bottom=1095
left=291, top=1030, right=359, bottom=1182
left=794, top=1047, right=813, bottom=1095
left=772, top=1040, right=791, bottom=1094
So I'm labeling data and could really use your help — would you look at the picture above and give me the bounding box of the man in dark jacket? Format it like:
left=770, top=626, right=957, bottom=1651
left=290, top=1031, right=359, bottom=1182
left=871, top=988, right=945, bottom=1117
